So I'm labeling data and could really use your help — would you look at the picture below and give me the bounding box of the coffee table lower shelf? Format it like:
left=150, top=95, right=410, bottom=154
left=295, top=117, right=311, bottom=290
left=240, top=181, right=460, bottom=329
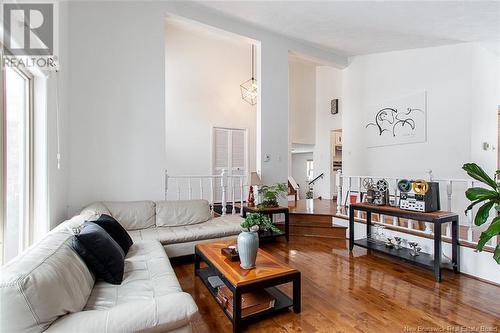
left=196, top=267, right=293, bottom=324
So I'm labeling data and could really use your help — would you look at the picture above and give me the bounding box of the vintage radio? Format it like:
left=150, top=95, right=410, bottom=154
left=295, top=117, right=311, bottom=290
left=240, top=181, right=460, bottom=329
left=398, top=179, right=440, bottom=213
left=364, top=179, right=390, bottom=206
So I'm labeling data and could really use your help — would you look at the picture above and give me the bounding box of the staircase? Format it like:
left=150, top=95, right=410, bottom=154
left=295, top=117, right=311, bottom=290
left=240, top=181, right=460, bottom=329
left=288, top=199, right=347, bottom=239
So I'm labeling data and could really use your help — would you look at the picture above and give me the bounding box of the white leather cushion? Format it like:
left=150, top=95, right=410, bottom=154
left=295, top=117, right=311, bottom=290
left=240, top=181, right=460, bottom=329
left=156, top=200, right=212, bottom=227
left=44, top=241, right=198, bottom=333
left=84, top=241, right=182, bottom=311
left=45, top=293, right=197, bottom=333
left=80, top=202, right=111, bottom=217
left=51, top=211, right=98, bottom=235
left=0, top=231, right=94, bottom=333
left=132, top=214, right=243, bottom=245
left=102, top=201, right=156, bottom=230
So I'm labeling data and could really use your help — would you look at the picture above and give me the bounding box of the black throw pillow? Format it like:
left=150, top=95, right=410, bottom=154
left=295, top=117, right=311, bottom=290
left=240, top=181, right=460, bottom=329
left=92, top=214, right=133, bottom=254
left=72, top=222, right=125, bottom=284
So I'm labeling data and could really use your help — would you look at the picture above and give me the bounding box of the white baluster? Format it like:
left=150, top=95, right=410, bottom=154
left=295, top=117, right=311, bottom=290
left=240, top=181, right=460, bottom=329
left=347, top=177, right=352, bottom=207
left=446, top=181, right=453, bottom=212
left=446, top=180, right=453, bottom=237
left=240, top=177, right=244, bottom=217
left=424, top=170, right=434, bottom=233
left=188, top=178, right=192, bottom=200
left=221, top=170, right=227, bottom=216
left=393, top=178, right=398, bottom=226
left=210, top=178, right=214, bottom=215
left=336, top=170, right=342, bottom=215
left=467, top=181, right=474, bottom=242
left=407, top=219, right=413, bottom=230
left=165, top=170, right=169, bottom=200
left=424, top=175, right=433, bottom=233
left=426, top=169, right=434, bottom=182
left=177, top=179, right=181, bottom=200
left=357, top=177, right=362, bottom=218
left=490, top=236, right=498, bottom=247
left=199, top=178, right=203, bottom=200
left=467, top=225, right=474, bottom=243
left=232, top=178, right=236, bottom=215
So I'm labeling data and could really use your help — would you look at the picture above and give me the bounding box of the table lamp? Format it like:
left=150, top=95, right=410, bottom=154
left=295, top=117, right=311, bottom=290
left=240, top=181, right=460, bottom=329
left=247, top=172, right=262, bottom=207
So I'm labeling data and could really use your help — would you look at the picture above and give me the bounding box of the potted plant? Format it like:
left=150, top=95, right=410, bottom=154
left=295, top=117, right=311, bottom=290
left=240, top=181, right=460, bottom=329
left=257, top=183, right=288, bottom=208
left=238, top=213, right=281, bottom=269
left=462, top=163, right=500, bottom=264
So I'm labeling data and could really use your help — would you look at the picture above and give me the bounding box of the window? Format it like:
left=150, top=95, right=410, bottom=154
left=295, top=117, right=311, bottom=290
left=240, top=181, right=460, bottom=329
left=306, top=160, right=314, bottom=181
left=213, top=127, right=248, bottom=202
left=1, top=63, right=34, bottom=264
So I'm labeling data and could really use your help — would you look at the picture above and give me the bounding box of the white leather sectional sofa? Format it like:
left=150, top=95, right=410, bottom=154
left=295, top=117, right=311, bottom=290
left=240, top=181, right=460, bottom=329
left=1, top=199, right=243, bottom=333
left=80, top=199, right=243, bottom=257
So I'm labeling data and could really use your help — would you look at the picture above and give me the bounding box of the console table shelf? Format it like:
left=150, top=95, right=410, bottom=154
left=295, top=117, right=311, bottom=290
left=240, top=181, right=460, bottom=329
left=349, top=203, right=460, bottom=282
left=354, top=238, right=453, bottom=271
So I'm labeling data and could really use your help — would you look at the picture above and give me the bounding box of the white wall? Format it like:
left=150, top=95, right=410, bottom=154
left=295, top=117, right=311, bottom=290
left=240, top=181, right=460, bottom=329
left=288, top=58, right=316, bottom=145
left=165, top=22, right=256, bottom=177
left=338, top=43, right=500, bottom=284
left=67, top=3, right=167, bottom=214
left=47, top=1, right=70, bottom=229
left=470, top=44, right=500, bottom=171
left=342, top=43, right=498, bottom=180
left=291, top=152, right=313, bottom=198
left=313, top=66, right=343, bottom=199
left=64, top=1, right=346, bottom=214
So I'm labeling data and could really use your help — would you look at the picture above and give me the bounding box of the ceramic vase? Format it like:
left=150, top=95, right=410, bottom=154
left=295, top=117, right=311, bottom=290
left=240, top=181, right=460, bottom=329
left=237, top=231, right=259, bottom=269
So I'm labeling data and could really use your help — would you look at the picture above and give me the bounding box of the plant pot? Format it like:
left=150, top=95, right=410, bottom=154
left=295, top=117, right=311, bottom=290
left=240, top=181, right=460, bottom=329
left=306, top=198, right=314, bottom=212
left=237, top=231, right=259, bottom=269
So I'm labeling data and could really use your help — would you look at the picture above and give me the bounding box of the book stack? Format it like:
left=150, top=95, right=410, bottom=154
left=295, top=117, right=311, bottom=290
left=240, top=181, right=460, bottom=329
left=216, top=286, right=275, bottom=318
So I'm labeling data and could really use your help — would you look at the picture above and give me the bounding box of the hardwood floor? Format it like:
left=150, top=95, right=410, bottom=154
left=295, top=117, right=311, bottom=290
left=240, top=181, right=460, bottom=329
left=173, top=236, right=500, bottom=333
left=288, top=199, right=339, bottom=216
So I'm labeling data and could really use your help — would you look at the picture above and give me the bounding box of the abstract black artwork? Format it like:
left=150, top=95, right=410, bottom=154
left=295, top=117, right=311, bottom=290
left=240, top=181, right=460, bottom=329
left=366, top=107, right=423, bottom=137
left=365, top=92, right=426, bottom=147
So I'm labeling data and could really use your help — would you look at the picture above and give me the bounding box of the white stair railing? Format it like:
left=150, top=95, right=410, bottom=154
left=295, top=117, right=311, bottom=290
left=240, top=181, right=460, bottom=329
left=165, top=169, right=247, bottom=216
left=336, top=170, right=497, bottom=249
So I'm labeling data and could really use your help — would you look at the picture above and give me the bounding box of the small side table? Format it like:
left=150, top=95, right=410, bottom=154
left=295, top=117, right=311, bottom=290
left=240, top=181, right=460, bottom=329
left=242, top=206, right=289, bottom=241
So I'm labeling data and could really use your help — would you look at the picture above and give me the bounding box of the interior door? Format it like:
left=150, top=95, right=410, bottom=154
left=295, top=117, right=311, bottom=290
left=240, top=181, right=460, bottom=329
left=213, top=127, right=247, bottom=203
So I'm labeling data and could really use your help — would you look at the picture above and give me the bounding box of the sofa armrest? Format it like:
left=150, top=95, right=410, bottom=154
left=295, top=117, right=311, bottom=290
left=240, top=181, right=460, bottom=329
left=45, top=292, right=198, bottom=333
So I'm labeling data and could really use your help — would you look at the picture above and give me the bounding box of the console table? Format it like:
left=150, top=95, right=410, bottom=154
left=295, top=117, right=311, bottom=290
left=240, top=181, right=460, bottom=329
left=349, top=203, right=460, bottom=282
left=242, top=206, right=289, bottom=241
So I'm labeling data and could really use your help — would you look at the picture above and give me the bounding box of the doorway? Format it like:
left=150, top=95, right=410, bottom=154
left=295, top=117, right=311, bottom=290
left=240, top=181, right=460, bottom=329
left=330, top=129, right=342, bottom=199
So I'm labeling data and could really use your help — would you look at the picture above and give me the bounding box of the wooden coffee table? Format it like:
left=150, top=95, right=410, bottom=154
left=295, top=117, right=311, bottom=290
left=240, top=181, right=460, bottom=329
left=194, top=241, right=301, bottom=333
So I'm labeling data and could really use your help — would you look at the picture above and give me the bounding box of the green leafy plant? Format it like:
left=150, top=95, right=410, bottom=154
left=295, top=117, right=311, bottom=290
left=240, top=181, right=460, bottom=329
left=241, top=213, right=281, bottom=233
left=257, top=183, right=288, bottom=208
left=463, top=163, right=500, bottom=264
left=306, top=187, right=313, bottom=199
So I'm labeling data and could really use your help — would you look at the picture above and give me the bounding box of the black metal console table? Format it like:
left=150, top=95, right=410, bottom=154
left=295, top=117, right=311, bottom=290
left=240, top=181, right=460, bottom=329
left=349, top=203, right=460, bottom=282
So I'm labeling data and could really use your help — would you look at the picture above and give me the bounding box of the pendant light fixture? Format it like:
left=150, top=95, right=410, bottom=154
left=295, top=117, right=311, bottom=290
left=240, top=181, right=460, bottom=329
left=240, top=44, right=257, bottom=105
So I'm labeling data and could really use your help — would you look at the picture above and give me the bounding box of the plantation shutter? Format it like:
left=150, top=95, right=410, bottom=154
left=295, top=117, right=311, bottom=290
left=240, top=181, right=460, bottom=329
left=212, top=127, right=247, bottom=203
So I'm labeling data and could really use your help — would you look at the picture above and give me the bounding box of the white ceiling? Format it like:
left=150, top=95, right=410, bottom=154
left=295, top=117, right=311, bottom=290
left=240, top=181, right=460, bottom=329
left=195, top=1, right=500, bottom=56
